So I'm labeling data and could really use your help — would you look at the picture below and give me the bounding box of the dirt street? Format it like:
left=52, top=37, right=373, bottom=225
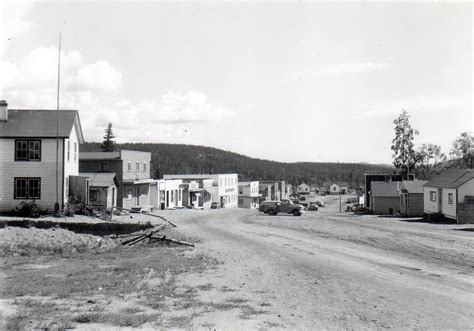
left=151, top=200, right=474, bottom=329
left=1, top=197, right=473, bottom=329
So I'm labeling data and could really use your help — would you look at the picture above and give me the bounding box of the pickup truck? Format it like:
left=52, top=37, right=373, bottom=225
left=259, top=199, right=305, bottom=216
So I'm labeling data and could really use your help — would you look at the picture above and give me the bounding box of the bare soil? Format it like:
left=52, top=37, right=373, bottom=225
left=1, top=197, right=473, bottom=329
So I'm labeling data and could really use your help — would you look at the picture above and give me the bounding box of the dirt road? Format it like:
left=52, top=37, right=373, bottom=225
left=153, top=203, right=474, bottom=329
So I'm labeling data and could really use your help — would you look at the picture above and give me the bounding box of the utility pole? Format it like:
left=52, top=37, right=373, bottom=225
left=54, top=33, right=62, bottom=216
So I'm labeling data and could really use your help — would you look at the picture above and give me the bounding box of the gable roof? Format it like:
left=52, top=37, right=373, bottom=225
left=80, top=172, right=120, bottom=187
left=400, top=180, right=428, bottom=194
left=371, top=181, right=400, bottom=197
left=425, top=169, right=474, bottom=189
left=0, top=109, right=84, bottom=143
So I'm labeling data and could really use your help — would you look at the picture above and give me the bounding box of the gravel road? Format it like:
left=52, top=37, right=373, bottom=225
left=154, top=200, right=474, bottom=329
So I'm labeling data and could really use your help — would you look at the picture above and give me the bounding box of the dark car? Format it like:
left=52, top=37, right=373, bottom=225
left=258, top=199, right=305, bottom=216
left=210, top=202, right=221, bottom=209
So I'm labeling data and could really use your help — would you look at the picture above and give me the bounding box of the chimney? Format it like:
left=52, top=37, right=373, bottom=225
left=0, top=100, right=8, bottom=122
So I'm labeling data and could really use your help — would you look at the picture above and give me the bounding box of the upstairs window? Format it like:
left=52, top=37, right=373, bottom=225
left=74, top=143, right=77, bottom=162
left=135, top=162, right=140, bottom=172
left=143, top=162, right=147, bottom=172
left=16, top=140, right=41, bottom=161
left=99, top=162, right=109, bottom=172
left=14, top=178, right=41, bottom=199
left=67, top=141, right=70, bottom=162
left=127, top=162, right=132, bottom=172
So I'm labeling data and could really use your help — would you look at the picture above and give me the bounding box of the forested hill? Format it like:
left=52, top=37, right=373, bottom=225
left=81, top=142, right=393, bottom=187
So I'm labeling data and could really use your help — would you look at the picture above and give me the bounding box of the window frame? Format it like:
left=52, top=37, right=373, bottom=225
left=14, top=177, right=41, bottom=199
left=135, top=162, right=140, bottom=172
left=430, top=191, right=437, bottom=202
left=143, top=162, right=147, bottom=172
left=448, top=193, right=453, bottom=204
left=15, top=139, right=41, bottom=162
left=127, top=162, right=132, bottom=172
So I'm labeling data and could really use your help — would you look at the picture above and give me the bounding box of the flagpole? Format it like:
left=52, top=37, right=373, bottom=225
left=55, top=33, right=61, bottom=215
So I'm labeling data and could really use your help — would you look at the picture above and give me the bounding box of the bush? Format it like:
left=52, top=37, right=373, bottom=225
left=13, top=201, right=47, bottom=218
left=66, top=194, right=93, bottom=216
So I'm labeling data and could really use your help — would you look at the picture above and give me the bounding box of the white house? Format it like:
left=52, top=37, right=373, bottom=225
left=297, top=183, right=310, bottom=194
left=424, top=169, right=474, bottom=223
left=0, top=101, right=84, bottom=212
left=328, top=182, right=349, bottom=195
left=238, top=181, right=261, bottom=209
left=163, top=174, right=238, bottom=208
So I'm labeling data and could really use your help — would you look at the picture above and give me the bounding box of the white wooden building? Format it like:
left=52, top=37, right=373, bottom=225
left=0, top=101, right=84, bottom=212
left=424, top=169, right=474, bottom=223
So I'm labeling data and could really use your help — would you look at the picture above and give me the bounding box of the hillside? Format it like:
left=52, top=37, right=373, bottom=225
left=81, top=142, right=394, bottom=187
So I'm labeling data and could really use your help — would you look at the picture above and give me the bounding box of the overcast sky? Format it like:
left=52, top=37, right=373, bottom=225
left=0, top=1, right=472, bottom=164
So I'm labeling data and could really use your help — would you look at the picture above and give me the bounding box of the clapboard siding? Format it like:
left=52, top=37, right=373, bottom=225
left=442, top=188, right=457, bottom=219
left=423, top=186, right=439, bottom=214
left=64, top=124, right=80, bottom=202
left=372, top=196, right=400, bottom=215
left=458, top=178, right=474, bottom=203
left=0, top=138, right=65, bottom=212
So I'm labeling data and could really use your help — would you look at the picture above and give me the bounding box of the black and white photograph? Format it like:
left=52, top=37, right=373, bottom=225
left=0, top=0, right=473, bottom=329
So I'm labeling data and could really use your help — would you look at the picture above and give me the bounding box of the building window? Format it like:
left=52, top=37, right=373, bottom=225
left=14, top=178, right=41, bottom=199
left=99, top=162, right=109, bottom=172
left=126, top=187, right=133, bottom=199
left=67, top=140, right=70, bottom=161
left=143, top=162, right=147, bottom=172
left=135, top=162, right=139, bottom=172
left=15, top=140, right=41, bottom=161
left=178, top=189, right=182, bottom=201
left=141, top=186, right=148, bottom=197
left=127, top=162, right=132, bottom=172
left=171, top=190, right=174, bottom=203
left=430, top=191, right=437, bottom=202
left=74, top=143, right=77, bottom=162
left=65, top=177, right=69, bottom=198
left=239, top=187, right=243, bottom=194
left=448, top=193, right=453, bottom=204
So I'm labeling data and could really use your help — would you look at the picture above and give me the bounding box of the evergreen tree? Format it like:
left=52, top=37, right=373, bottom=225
left=391, top=110, right=419, bottom=178
left=101, top=122, right=116, bottom=152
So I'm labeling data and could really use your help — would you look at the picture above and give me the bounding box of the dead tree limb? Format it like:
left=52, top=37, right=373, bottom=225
left=150, top=235, right=195, bottom=247
left=114, top=207, right=177, bottom=227
left=121, top=222, right=168, bottom=246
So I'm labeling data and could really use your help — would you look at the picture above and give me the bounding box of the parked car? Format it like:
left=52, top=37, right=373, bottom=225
left=210, top=202, right=221, bottom=209
left=315, top=200, right=325, bottom=207
left=258, top=199, right=305, bottom=216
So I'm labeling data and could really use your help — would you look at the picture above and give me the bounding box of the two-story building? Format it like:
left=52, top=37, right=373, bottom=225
left=238, top=181, right=261, bottom=208
left=163, top=174, right=238, bottom=208
left=0, top=101, right=84, bottom=212
left=79, top=150, right=153, bottom=210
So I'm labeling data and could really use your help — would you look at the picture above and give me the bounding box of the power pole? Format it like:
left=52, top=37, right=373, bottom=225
left=54, top=33, right=62, bottom=216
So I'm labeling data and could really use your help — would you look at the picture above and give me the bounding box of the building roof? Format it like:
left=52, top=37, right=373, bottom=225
left=371, top=181, right=400, bottom=197
left=425, top=169, right=474, bottom=189
left=0, top=109, right=84, bottom=143
left=80, top=172, right=119, bottom=187
left=400, top=180, right=428, bottom=194
left=80, top=151, right=121, bottom=160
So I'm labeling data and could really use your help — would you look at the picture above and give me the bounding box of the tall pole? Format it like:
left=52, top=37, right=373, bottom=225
left=54, top=33, right=62, bottom=215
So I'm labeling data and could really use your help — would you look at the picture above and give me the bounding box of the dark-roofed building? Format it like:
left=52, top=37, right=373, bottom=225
left=79, top=150, right=153, bottom=209
left=364, top=174, right=414, bottom=208
left=0, top=101, right=84, bottom=212
left=424, top=169, right=474, bottom=223
left=370, top=181, right=400, bottom=215
left=400, top=180, right=428, bottom=217
left=79, top=173, right=120, bottom=210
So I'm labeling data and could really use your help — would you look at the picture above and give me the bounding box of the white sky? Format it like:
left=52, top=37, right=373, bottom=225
left=0, top=1, right=472, bottom=164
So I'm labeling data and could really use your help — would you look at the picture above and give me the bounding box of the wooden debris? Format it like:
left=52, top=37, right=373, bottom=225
left=121, top=222, right=168, bottom=246
left=114, top=207, right=177, bottom=227
left=150, top=235, right=195, bottom=247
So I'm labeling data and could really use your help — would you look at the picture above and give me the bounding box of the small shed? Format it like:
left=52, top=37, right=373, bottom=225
left=399, top=180, right=428, bottom=217
left=80, top=172, right=119, bottom=210
left=297, top=183, right=310, bottom=194
left=371, top=181, right=400, bottom=215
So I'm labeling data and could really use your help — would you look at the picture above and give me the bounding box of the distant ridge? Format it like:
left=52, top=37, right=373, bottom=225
left=81, top=142, right=394, bottom=186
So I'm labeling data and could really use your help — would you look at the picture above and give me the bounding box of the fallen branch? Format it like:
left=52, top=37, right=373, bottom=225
left=114, top=207, right=177, bottom=227
left=121, top=222, right=168, bottom=246
left=150, top=235, right=195, bottom=247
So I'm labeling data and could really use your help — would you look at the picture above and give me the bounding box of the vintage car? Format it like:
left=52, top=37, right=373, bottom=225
left=258, top=199, right=305, bottom=216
